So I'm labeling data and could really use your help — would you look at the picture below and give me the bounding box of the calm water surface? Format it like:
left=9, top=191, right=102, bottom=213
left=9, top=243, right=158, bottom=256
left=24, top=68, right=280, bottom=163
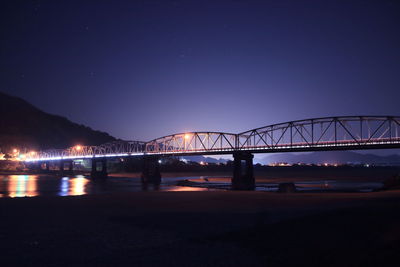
left=0, top=175, right=384, bottom=198
left=0, top=175, right=211, bottom=198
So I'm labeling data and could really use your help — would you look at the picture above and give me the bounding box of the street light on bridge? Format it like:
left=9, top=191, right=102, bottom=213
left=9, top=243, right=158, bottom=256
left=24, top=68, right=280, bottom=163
left=184, top=134, right=192, bottom=150
left=75, top=145, right=82, bottom=151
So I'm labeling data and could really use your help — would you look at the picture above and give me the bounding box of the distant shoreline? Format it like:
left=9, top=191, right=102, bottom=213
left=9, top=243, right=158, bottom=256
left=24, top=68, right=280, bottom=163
left=1, top=165, right=399, bottom=183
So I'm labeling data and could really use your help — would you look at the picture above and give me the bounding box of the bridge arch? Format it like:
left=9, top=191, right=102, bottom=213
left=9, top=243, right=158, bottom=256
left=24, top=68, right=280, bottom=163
left=145, top=132, right=237, bottom=155
left=237, top=116, right=400, bottom=151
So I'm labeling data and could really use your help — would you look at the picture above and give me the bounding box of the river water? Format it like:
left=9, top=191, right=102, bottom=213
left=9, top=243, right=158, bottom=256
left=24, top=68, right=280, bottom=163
left=0, top=175, right=213, bottom=198
left=0, top=174, right=384, bottom=198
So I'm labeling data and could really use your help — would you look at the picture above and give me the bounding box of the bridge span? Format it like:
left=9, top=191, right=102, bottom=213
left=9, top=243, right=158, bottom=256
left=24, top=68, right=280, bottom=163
left=25, top=116, right=400, bottom=190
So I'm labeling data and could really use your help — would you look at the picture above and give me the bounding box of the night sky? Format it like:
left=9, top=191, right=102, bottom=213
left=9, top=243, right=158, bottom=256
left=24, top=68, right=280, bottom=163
left=1, top=0, right=399, bottom=142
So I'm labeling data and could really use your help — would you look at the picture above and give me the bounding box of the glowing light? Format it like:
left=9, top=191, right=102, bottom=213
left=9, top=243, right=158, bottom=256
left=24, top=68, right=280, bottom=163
left=12, top=149, right=18, bottom=153
left=26, top=176, right=38, bottom=197
left=75, top=145, right=82, bottom=151
left=59, top=177, right=69, bottom=196
left=7, top=175, right=37, bottom=197
left=29, top=151, right=36, bottom=156
left=69, top=177, right=88, bottom=196
left=166, top=186, right=209, bottom=192
left=184, top=134, right=190, bottom=140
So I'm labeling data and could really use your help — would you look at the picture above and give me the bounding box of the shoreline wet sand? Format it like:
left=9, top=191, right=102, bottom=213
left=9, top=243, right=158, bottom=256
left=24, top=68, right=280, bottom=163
left=1, top=189, right=400, bottom=266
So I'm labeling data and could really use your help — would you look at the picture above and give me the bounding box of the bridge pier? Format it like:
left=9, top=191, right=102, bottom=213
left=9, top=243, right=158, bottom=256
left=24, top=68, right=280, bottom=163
left=59, top=160, right=73, bottom=175
left=141, top=156, right=161, bottom=186
left=44, top=161, right=50, bottom=172
left=232, top=152, right=255, bottom=190
left=91, top=158, right=108, bottom=178
left=38, top=161, right=51, bottom=172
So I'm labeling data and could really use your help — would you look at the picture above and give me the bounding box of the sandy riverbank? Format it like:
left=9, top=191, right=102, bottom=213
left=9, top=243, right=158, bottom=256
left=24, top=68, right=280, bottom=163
left=1, top=190, right=400, bottom=266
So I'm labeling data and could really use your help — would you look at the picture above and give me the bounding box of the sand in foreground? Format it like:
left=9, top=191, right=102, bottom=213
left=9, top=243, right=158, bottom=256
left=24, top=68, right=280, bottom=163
left=1, top=190, right=400, bottom=266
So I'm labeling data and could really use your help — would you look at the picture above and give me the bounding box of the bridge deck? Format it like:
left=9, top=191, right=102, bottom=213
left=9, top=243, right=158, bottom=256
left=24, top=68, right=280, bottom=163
left=25, top=116, right=400, bottom=162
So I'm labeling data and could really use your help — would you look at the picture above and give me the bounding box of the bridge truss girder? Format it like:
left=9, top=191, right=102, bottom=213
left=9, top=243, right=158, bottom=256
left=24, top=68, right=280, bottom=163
left=26, top=116, right=400, bottom=161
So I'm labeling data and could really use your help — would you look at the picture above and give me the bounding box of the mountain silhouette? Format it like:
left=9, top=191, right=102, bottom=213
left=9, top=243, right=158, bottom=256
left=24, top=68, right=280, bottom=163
left=0, top=92, right=116, bottom=152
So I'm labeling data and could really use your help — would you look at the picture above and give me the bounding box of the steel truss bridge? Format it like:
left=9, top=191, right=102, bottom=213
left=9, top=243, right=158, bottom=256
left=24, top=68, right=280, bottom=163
left=25, top=116, right=400, bottom=162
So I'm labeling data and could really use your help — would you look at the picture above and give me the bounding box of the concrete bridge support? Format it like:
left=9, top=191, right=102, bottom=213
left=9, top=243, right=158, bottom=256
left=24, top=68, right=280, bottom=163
left=91, top=158, right=108, bottom=178
left=44, top=161, right=50, bottom=172
left=38, top=161, right=50, bottom=172
left=59, top=160, right=73, bottom=175
left=232, top=152, right=255, bottom=190
left=141, top=156, right=161, bottom=186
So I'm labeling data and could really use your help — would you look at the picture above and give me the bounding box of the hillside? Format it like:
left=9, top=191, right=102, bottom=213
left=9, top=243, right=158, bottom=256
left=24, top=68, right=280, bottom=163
left=0, top=92, right=116, bottom=151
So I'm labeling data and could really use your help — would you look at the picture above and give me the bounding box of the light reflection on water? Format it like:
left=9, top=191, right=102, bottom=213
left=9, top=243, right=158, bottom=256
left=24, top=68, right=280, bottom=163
left=0, top=175, right=213, bottom=198
left=0, top=175, right=92, bottom=198
left=0, top=175, right=384, bottom=198
left=59, top=176, right=89, bottom=196
left=6, top=175, right=38, bottom=198
left=166, top=186, right=210, bottom=192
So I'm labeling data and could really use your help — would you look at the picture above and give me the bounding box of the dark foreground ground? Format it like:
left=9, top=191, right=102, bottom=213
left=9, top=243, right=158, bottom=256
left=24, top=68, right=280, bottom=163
left=1, top=190, right=400, bottom=267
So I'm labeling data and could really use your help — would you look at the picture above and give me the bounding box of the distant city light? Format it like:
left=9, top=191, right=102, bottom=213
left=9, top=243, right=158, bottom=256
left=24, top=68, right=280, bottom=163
left=269, top=162, right=292, bottom=167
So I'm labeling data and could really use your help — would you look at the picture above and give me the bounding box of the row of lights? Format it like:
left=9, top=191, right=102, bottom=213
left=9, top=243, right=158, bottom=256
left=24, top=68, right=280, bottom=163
left=9, top=145, right=82, bottom=160
left=14, top=134, right=199, bottom=159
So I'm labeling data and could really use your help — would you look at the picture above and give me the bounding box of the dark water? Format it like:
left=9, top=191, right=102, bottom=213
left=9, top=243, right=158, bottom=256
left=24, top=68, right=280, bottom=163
left=0, top=175, right=212, bottom=198
left=187, top=178, right=384, bottom=192
left=256, top=181, right=383, bottom=192
left=0, top=174, right=384, bottom=198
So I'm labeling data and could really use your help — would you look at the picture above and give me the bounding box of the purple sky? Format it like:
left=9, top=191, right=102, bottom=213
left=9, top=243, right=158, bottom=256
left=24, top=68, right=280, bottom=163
left=1, top=0, right=399, bottom=145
